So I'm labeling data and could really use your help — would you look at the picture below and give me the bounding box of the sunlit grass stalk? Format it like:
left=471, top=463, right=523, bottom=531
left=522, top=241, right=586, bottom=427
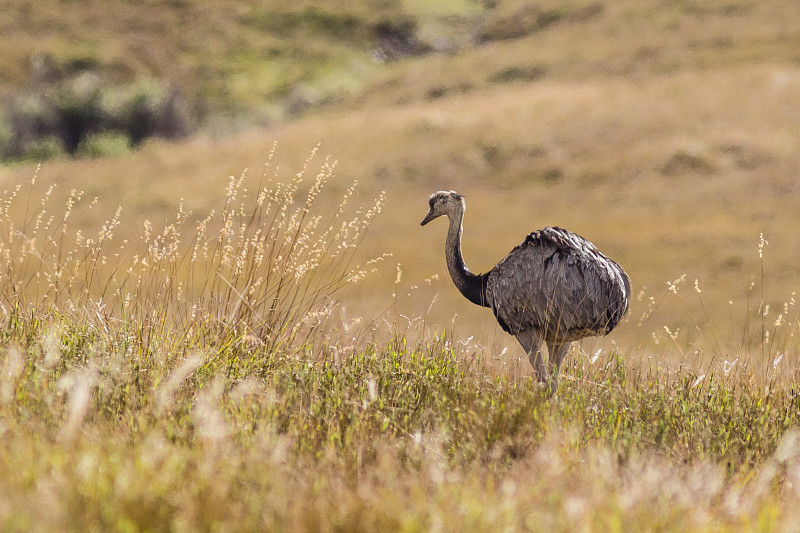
left=0, top=150, right=384, bottom=365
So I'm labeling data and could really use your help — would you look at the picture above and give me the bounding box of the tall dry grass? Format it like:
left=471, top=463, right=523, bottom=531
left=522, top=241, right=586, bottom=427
left=0, top=153, right=800, bottom=530
left=0, top=147, right=385, bottom=367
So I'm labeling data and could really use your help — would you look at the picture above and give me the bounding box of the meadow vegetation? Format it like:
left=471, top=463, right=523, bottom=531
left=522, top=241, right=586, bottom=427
left=2, top=0, right=800, bottom=530
left=1, top=155, right=800, bottom=531
left=1, top=155, right=800, bottom=530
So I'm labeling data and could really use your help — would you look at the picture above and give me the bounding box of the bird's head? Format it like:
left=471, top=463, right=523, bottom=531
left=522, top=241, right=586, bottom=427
left=420, top=190, right=464, bottom=226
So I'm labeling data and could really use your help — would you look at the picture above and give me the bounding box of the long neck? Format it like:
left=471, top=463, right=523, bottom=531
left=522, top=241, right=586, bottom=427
left=445, top=207, right=487, bottom=307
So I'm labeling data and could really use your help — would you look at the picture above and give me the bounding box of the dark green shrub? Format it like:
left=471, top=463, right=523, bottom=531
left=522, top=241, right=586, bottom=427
left=2, top=95, right=57, bottom=160
left=53, top=74, right=107, bottom=154
left=1, top=76, right=194, bottom=162
left=21, top=136, right=65, bottom=161
left=115, top=81, right=193, bottom=146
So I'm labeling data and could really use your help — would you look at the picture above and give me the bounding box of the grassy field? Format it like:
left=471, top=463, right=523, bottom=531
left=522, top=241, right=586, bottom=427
left=1, top=166, right=800, bottom=531
left=2, top=0, right=800, bottom=530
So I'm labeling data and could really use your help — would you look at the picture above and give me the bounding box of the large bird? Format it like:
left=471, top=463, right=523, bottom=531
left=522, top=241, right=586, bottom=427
left=421, top=190, right=630, bottom=386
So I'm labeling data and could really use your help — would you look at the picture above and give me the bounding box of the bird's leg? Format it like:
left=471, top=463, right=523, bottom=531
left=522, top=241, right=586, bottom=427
left=516, top=330, right=548, bottom=383
left=546, top=341, right=572, bottom=388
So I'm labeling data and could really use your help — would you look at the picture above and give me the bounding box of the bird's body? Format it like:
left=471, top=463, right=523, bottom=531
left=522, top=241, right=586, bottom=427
left=421, top=191, right=630, bottom=385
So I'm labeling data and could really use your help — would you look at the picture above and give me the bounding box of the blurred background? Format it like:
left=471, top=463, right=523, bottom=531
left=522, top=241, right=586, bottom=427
left=1, top=0, right=799, bottom=372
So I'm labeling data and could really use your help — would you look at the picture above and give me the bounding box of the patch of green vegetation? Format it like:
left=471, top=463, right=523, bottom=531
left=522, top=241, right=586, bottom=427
left=1, top=76, right=192, bottom=162
left=18, top=135, right=66, bottom=162
left=487, top=64, right=547, bottom=84
left=1, top=309, right=799, bottom=529
left=76, top=132, right=131, bottom=158
left=239, top=5, right=365, bottom=42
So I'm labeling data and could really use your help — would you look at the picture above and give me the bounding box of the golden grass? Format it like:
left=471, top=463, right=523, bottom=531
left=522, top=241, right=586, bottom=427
left=0, top=162, right=799, bottom=530
left=0, top=151, right=386, bottom=365
left=2, top=1, right=800, bottom=529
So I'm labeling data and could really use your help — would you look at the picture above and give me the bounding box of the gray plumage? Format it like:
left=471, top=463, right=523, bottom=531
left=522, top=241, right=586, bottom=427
left=421, top=190, right=631, bottom=386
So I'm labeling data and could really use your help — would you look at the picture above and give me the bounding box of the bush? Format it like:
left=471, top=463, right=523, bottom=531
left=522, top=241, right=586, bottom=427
left=1, top=95, right=58, bottom=160
left=21, top=135, right=65, bottom=161
left=76, top=132, right=131, bottom=158
left=1, top=76, right=194, bottom=162
left=117, top=81, right=193, bottom=145
left=0, top=117, right=11, bottom=155
left=53, top=73, right=108, bottom=154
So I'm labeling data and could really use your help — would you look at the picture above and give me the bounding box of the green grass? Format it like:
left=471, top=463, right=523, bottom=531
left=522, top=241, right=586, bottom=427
left=1, top=156, right=800, bottom=531
left=2, top=310, right=800, bottom=530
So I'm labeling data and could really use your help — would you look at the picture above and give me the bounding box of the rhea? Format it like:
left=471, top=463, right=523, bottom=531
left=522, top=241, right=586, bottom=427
left=421, top=191, right=631, bottom=386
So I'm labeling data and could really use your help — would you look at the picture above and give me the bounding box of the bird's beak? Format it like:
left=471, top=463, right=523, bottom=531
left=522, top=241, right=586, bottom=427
left=420, top=208, right=437, bottom=226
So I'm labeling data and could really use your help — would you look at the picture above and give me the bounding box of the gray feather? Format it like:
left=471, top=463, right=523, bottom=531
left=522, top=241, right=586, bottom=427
left=485, top=227, right=630, bottom=342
